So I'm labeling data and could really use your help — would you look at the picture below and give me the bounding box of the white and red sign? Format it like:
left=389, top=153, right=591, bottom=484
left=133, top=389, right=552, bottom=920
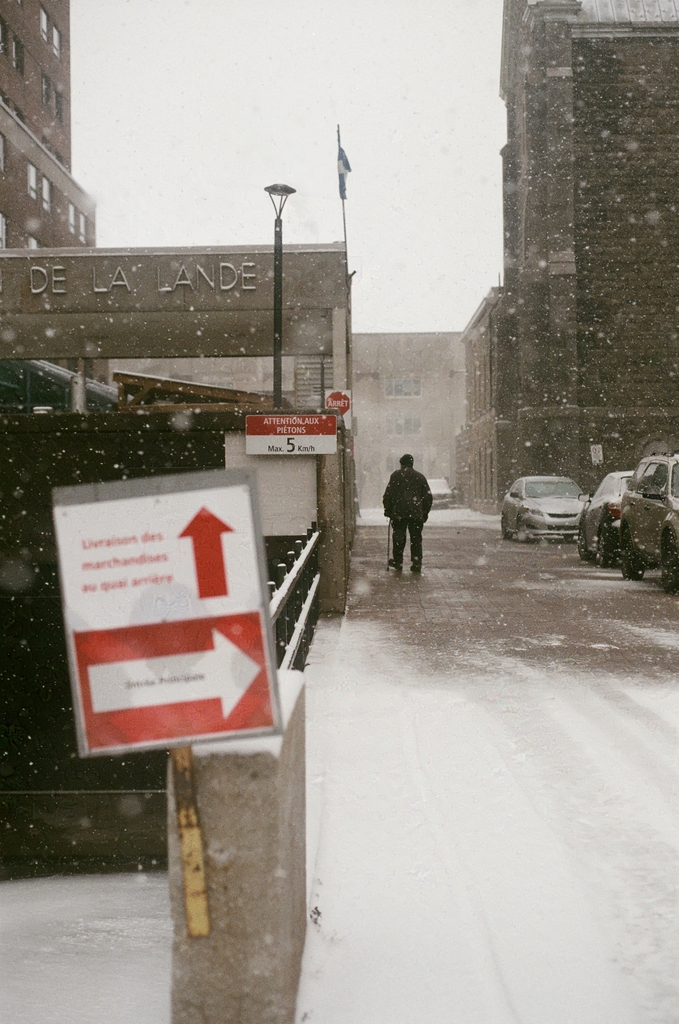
left=52, top=469, right=280, bottom=756
left=245, top=414, right=337, bottom=455
left=325, top=389, right=351, bottom=429
left=590, top=444, right=604, bottom=466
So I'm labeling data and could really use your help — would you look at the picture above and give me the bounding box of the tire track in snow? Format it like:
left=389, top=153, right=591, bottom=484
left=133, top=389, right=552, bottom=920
left=448, top=659, right=679, bottom=1023
left=396, top=692, right=523, bottom=1024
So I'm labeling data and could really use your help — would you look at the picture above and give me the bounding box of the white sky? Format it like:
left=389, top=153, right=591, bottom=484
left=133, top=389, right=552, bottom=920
left=70, top=0, right=506, bottom=334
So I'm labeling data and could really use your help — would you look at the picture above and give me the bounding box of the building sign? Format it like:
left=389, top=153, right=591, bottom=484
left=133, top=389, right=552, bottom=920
left=245, top=414, right=338, bottom=455
left=52, top=469, right=281, bottom=756
left=590, top=444, right=603, bottom=465
left=0, top=245, right=347, bottom=359
left=22, top=256, right=258, bottom=300
left=325, top=388, right=351, bottom=429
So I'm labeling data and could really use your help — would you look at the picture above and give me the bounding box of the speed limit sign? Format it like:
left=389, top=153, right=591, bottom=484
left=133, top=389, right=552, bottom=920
left=245, top=414, right=338, bottom=455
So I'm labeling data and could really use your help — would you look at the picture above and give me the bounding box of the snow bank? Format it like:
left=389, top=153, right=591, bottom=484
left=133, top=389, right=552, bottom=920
left=0, top=873, right=171, bottom=1024
left=358, top=506, right=501, bottom=529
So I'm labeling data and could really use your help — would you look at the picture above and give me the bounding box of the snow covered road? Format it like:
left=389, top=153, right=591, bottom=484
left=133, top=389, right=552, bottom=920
left=298, top=526, right=679, bottom=1023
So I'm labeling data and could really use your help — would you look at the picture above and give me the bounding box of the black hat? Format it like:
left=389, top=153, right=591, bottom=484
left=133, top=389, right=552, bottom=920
left=400, top=453, right=414, bottom=467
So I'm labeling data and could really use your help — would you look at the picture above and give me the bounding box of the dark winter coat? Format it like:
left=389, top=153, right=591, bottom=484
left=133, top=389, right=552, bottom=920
left=383, top=467, right=433, bottom=522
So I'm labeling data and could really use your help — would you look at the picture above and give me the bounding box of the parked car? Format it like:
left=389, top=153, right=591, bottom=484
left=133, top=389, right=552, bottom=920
left=577, top=470, right=633, bottom=566
left=501, top=476, right=584, bottom=541
left=619, top=454, right=679, bottom=592
left=427, top=478, right=453, bottom=510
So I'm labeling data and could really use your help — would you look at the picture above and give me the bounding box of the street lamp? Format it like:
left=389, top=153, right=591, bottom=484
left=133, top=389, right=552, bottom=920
left=264, top=183, right=296, bottom=409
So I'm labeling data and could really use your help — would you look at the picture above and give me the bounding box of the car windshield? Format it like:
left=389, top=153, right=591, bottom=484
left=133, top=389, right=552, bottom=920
left=524, top=479, right=580, bottom=498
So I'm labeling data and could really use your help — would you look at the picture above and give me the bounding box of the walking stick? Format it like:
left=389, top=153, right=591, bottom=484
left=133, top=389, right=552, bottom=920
left=387, top=519, right=391, bottom=571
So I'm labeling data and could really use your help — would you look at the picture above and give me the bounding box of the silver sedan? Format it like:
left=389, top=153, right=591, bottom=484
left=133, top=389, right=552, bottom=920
left=501, top=476, right=585, bottom=541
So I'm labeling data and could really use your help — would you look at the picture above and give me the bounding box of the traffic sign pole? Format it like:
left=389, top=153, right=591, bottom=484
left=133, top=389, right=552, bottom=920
left=172, top=746, right=210, bottom=937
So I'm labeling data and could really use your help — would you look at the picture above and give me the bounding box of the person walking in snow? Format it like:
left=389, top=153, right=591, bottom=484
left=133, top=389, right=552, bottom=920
left=383, top=453, right=433, bottom=572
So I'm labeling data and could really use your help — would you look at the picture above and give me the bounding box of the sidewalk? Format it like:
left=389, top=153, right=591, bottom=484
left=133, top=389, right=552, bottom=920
left=297, top=522, right=679, bottom=1023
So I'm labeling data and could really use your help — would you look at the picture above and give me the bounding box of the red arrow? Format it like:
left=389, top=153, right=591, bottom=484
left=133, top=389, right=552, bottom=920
left=179, top=507, right=234, bottom=598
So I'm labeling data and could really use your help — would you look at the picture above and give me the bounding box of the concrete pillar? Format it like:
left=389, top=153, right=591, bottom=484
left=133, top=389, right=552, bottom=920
left=168, top=673, right=306, bottom=1024
left=316, top=430, right=348, bottom=614
left=70, top=358, right=87, bottom=413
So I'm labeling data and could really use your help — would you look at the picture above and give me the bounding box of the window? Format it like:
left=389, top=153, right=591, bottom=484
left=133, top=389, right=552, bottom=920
left=41, top=73, right=51, bottom=107
left=27, top=235, right=38, bottom=248
left=54, top=90, right=63, bottom=123
left=0, top=213, right=6, bottom=248
left=640, top=461, right=668, bottom=496
left=524, top=478, right=581, bottom=499
left=386, top=417, right=421, bottom=436
left=40, top=7, right=48, bottom=42
left=12, top=37, right=24, bottom=75
left=593, top=475, right=616, bottom=500
left=27, top=162, right=37, bottom=199
left=68, top=202, right=76, bottom=234
left=385, top=378, right=421, bottom=397
left=52, top=25, right=60, bottom=59
left=0, top=133, right=4, bottom=172
left=42, top=176, right=51, bottom=212
left=78, top=211, right=86, bottom=243
left=0, top=17, right=7, bottom=55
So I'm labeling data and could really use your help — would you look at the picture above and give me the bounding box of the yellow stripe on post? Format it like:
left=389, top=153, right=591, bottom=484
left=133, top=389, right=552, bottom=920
left=171, top=746, right=210, bottom=938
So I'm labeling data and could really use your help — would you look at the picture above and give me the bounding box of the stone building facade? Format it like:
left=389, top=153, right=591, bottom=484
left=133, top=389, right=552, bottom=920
left=455, top=288, right=513, bottom=510
left=463, top=0, right=679, bottom=507
left=0, top=0, right=94, bottom=249
left=353, top=332, right=465, bottom=510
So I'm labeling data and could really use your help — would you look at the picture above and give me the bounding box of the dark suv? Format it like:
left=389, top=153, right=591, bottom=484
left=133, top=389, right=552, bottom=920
left=619, top=454, right=679, bottom=592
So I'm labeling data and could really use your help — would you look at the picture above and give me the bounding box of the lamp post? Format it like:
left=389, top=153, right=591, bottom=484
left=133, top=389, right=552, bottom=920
left=265, top=183, right=296, bottom=409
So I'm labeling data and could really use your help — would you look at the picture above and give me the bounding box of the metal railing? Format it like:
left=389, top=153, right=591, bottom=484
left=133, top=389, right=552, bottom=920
left=268, top=526, right=320, bottom=671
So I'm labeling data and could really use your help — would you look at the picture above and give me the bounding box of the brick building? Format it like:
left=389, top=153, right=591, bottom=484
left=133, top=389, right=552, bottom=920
left=353, top=332, right=465, bottom=509
left=461, top=0, right=679, bottom=507
left=0, top=0, right=94, bottom=248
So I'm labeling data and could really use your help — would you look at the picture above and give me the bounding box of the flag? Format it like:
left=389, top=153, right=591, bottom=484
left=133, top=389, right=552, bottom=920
left=338, top=144, right=351, bottom=200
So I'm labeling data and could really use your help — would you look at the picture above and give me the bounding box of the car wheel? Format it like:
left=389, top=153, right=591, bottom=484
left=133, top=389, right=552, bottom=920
left=577, top=523, right=594, bottom=562
left=595, top=521, right=616, bottom=568
left=661, top=531, right=679, bottom=594
left=501, top=514, right=512, bottom=540
left=620, top=528, right=645, bottom=581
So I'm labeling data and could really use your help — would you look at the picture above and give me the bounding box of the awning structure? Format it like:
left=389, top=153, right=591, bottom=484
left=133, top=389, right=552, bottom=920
left=114, top=370, right=292, bottom=412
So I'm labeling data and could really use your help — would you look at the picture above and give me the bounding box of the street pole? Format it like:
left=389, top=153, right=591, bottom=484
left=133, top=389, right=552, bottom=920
left=265, top=184, right=296, bottom=410
left=273, top=212, right=283, bottom=409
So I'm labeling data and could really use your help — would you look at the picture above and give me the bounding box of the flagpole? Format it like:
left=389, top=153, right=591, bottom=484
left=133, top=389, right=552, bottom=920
left=337, top=124, right=349, bottom=273
left=336, top=124, right=353, bottom=424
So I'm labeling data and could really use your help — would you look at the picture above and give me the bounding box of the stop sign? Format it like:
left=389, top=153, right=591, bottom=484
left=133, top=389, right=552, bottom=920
left=325, top=390, right=351, bottom=416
